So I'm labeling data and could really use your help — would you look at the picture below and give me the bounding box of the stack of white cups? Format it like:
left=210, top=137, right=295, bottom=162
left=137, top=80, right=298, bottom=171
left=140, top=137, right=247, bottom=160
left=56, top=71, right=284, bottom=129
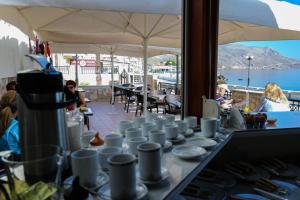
left=201, top=117, right=218, bottom=138
left=118, top=120, right=133, bottom=136
left=67, top=121, right=82, bottom=151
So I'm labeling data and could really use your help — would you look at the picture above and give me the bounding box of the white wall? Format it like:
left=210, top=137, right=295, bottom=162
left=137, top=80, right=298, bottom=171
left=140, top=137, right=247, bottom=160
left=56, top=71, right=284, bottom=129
left=0, top=20, right=33, bottom=78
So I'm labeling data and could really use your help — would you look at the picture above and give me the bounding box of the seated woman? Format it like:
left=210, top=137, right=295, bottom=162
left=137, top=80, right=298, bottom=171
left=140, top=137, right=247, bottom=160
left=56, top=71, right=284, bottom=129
left=65, top=80, right=85, bottom=111
left=0, top=91, right=20, bottom=154
left=216, top=83, right=233, bottom=109
left=254, top=82, right=290, bottom=112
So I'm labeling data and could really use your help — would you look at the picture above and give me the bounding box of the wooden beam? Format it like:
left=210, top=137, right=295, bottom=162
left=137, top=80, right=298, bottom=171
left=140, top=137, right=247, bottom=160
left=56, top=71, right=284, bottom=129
left=182, top=0, right=219, bottom=120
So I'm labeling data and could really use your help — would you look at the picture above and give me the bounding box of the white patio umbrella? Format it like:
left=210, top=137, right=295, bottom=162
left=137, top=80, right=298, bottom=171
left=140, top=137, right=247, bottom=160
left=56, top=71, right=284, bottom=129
left=219, top=0, right=300, bottom=44
left=0, top=3, right=181, bottom=113
left=2, top=0, right=300, bottom=44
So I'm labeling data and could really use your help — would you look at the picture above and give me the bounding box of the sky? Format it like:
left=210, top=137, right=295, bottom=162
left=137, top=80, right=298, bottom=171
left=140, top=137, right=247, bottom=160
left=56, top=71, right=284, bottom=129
left=236, top=0, right=300, bottom=61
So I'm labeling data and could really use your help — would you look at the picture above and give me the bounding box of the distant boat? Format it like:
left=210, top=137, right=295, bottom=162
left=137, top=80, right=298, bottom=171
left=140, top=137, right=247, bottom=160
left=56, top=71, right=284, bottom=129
left=238, top=78, right=243, bottom=81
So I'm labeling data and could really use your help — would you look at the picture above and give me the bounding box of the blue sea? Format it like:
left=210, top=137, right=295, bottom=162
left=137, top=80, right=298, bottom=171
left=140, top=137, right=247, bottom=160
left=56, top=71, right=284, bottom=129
left=218, top=68, right=300, bottom=91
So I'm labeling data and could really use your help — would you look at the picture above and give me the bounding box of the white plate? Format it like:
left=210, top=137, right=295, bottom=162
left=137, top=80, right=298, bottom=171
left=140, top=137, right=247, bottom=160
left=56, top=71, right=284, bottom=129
left=63, top=171, right=109, bottom=191
left=168, top=134, right=185, bottom=144
left=188, top=137, right=217, bottom=149
left=137, top=168, right=169, bottom=185
left=183, top=129, right=194, bottom=137
left=98, top=182, right=148, bottom=200
left=172, top=145, right=206, bottom=159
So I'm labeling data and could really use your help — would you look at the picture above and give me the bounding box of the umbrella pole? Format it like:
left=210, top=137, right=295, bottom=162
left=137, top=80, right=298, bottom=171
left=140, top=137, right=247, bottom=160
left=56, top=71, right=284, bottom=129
left=75, top=53, right=79, bottom=85
left=111, top=52, right=115, bottom=104
left=143, top=38, right=149, bottom=115
left=176, top=54, right=179, bottom=95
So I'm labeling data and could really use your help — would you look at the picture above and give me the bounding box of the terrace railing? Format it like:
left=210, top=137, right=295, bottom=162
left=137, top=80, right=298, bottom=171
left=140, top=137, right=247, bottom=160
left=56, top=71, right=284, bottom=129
left=55, top=66, right=70, bottom=74
left=228, top=84, right=300, bottom=111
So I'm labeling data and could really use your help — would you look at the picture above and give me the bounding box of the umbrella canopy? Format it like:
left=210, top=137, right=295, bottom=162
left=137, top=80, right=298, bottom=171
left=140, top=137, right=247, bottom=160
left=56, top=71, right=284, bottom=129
left=2, top=0, right=300, bottom=45
left=0, top=2, right=181, bottom=113
left=0, top=5, right=181, bottom=48
left=51, top=43, right=180, bottom=58
left=219, top=0, right=300, bottom=44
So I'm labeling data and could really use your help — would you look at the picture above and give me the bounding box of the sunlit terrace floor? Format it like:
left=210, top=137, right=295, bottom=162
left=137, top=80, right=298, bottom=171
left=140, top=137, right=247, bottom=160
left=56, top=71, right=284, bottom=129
left=87, top=100, right=178, bottom=136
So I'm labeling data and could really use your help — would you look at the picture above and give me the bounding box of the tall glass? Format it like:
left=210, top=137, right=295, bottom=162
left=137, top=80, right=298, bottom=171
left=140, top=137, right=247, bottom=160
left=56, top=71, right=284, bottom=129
left=1, top=145, right=64, bottom=200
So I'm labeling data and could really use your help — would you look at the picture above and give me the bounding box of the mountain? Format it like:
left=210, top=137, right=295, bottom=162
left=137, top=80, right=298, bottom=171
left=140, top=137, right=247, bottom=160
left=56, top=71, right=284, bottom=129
left=218, top=44, right=300, bottom=69
left=148, top=54, right=177, bottom=65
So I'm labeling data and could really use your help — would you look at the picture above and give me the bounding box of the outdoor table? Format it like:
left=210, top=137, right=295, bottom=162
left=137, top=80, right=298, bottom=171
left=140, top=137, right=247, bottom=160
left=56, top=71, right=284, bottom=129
left=78, top=88, right=85, bottom=93
left=81, top=107, right=93, bottom=116
left=150, top=94, right=166, bottom=102
left=114, top=85, right=135, bottom=90
left=84, top=97, right=91, bottom=103
left=81, top=107, right=93, bottom=130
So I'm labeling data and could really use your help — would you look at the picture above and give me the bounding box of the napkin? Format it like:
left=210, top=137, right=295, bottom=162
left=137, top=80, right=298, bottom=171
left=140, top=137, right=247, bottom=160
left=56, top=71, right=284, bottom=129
left=0, top=179, right=56, bottom=200
left=229, top=108, right=246, bottom=129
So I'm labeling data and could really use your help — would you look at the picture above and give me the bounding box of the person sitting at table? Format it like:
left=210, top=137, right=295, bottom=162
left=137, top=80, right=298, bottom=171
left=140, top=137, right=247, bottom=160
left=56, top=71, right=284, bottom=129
left=0, top=91, right=20, bottom=154
left=216, top=83, right=233, bottom=109
left=254, top=82, right=290, bottom=112
left=65, top=80, right=85, bottom=111
left=6, top=81, right=17, bottom=91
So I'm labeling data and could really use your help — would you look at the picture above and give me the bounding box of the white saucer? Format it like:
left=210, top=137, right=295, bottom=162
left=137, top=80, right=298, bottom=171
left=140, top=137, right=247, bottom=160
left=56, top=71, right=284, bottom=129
left=63, top=171, right=109, bottom=191
left=98, top=182, right=148, bottom=200
left=163, top=141, right=173, bottom=152
left=168, top=134, right=185, bottom=144
left=188, top=137, right=218, bottom=149
left=137, top=168, right=169, bottom=185
left=172, top=145, right=207, bottom=160
left=183, top=129, right=194, bottom=137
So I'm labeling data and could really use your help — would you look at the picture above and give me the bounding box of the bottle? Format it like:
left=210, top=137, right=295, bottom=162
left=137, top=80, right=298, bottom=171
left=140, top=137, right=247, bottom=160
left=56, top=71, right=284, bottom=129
left=244, top=90, right=250, bottom=113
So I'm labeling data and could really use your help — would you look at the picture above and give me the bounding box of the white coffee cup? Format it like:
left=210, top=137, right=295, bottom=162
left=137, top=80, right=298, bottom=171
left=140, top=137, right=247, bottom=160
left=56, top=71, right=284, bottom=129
left=125, top=128, right=142, bottom=140
left=118, top=120, right=133, bottom=135
left=98, top=146, right=122, bottom=171
left=104, top=133, right=123, bottom=148
left=175, top=120, right=188, bottom=134
left=71, top=149, right=99, bottom=188
left=184, top=116, right=198, bottom=128
left=127, top=137, right=147, bottom=155
left=141, top=122, right=157, bottom=137
left=146, top=113, right=158, bottom=122
left=201, top=117, right=217, bottom=138
left=138, top=142, right=162, bottom=181
left=165, top=114, right=175, bottom=124
left=149, top=130, right=166, bottom=146
left=81, top=130, right=96, bottom=148
left=163, top=123, right=178, bottom=139
left=133, top=116, right=146, bottom=128
left=153, top=118, right=167, bottom=130
left=108, top=154, right=137, bottom=200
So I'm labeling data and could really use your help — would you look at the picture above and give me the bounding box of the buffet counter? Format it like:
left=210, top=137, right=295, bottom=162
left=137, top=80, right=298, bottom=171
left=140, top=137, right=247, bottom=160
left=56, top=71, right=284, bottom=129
left=148, top=131, right=232, bottom=200
left=166, top=112, right=300, bottom=199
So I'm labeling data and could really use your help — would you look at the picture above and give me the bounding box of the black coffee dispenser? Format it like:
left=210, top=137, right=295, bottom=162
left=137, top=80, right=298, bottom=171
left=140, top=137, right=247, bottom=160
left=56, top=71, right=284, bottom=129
left=17, top=55, right=76, bottom=152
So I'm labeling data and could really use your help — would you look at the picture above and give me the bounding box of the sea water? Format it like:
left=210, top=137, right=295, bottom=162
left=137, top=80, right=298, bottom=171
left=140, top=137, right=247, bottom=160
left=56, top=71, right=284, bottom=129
left=219, top=68, right=300, bottom=91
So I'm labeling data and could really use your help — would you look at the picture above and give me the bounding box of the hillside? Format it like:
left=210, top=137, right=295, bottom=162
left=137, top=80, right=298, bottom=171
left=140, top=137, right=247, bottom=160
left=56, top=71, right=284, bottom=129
left=218, top=44, right=300, bottom=69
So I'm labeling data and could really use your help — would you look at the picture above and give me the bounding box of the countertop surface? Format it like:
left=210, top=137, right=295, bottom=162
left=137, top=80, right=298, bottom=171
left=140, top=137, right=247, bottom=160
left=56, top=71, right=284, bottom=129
left=264, top=111, right=300, bottom=130
left=147, top=130, right=232, bottom=200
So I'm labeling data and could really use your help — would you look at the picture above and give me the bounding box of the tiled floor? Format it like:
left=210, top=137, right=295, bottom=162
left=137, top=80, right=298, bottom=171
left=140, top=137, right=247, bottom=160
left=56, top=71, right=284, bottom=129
left=88, top=100, right=140, bottom=136
left=88, top=100, right=180, bottom=137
